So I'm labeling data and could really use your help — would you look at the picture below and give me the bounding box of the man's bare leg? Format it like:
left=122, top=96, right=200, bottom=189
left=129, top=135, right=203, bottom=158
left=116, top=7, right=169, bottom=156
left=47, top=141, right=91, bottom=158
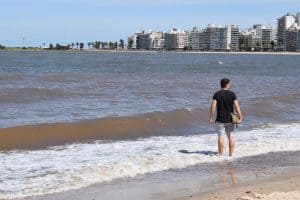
left=218, top=135, right=224, bottom=155
left=228, top=133, right=235, bottom=157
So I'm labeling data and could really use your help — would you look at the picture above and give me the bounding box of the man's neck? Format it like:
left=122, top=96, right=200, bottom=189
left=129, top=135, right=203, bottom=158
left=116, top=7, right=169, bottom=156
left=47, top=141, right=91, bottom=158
left=221, top=88, right=229, bottom=90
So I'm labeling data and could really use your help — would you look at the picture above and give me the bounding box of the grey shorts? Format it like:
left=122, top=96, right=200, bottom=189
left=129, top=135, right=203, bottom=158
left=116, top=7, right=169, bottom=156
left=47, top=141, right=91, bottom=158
left=215, top=122, right=234, bottom=136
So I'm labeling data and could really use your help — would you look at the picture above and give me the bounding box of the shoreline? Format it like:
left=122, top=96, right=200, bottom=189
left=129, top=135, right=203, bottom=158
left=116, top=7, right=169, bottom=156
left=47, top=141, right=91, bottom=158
left=24, top=151, right=300, bottom=200
left=1, top=49, right=300, bottom=55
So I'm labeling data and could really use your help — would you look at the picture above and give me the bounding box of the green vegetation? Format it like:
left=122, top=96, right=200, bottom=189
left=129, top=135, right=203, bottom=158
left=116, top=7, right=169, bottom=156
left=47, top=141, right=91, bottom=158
left=42, top=39, right=125, bottom=51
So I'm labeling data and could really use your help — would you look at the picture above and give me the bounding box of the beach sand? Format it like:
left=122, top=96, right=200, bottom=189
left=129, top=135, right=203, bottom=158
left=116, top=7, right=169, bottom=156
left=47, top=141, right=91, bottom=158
left=185, top=170, right=300, bottom=200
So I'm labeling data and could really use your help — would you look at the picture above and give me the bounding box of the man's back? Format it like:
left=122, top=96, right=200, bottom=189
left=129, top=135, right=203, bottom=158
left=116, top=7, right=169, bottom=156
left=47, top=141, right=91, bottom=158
left=213, top=90, right=236, bottom=123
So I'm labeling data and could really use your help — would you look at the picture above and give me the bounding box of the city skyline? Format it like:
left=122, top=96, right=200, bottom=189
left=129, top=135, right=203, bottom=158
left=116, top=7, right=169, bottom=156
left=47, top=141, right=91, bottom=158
left=0, top=0, right=300, bottom=47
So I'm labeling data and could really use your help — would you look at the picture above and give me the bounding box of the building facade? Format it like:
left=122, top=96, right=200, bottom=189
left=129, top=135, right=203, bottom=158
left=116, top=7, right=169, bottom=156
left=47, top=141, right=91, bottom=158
left=277, top=13, right=297, bottom=50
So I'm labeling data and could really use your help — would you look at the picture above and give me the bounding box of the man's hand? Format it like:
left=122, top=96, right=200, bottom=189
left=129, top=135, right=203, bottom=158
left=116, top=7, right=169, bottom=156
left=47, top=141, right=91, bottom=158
left=234, top=100, right=243, bottom=124
left=237, top=116, right=243, bottom=124
left=209, top=118, right=214, bottom=127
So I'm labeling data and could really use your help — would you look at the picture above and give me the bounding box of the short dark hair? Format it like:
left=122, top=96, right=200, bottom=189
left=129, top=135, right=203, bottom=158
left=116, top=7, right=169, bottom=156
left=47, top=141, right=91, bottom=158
left=220, top=78, right=230, bottom=88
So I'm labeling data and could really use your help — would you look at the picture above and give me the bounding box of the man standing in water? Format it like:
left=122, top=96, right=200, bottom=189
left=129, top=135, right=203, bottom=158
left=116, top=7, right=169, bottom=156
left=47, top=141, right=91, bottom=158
left=209, top=79, right=243, bottom=156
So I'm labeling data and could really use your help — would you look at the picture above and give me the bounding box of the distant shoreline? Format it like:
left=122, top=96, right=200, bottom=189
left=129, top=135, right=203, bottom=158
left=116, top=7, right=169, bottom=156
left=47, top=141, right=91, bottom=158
left=1, top=48, right=300, bottom=55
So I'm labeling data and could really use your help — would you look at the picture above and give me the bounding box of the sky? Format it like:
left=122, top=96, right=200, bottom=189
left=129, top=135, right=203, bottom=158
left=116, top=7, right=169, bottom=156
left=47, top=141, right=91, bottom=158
left=0, top=0, right=299, bottom=46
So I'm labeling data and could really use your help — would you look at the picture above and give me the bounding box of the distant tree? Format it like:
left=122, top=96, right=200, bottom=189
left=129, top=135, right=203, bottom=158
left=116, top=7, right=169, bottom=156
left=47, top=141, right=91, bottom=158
left=101, top=42, right=106, bottom=49
left=0, top=44, right=6, bottom=50
left=94, top=41, right=101, bottom=49
left=71, top=43, right=75, bottom=49
left=119, top=39, right=124, bottom=49
left=79, top=42, right=84, bottom=50
left=55, top=43, right=61, bottom=50
left=270, top=41, right=275, bottom=51
left=88, top=42, right=92, bottom=49
left=76, top=42, right=79, bottom=49
left=108, top=42, right=113, bottom=49
left=255, top=41, right=261, bottom=51
left=128, top=39, right=134, bottom=49
left=91, top=42, right=95, bottom=49
left=113, top=42, right=118, bottom=49
left=49, top=43, right=54, bottom=50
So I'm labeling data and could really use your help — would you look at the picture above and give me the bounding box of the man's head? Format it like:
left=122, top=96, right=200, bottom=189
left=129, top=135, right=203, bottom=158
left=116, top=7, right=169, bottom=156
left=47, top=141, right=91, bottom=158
left=220, top=78, right=231, bottom=89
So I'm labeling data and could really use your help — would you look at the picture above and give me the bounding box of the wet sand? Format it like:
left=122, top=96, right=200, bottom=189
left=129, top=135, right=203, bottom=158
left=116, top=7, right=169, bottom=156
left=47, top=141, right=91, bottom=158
left=186, top=170, right=300, bottom=200
left=24, top=151, right=300, bottom=200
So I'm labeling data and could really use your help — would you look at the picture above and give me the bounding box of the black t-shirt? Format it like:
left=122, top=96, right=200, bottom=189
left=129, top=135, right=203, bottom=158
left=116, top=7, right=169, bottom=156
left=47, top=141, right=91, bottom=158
left=213, top=90, right=237, bottom=123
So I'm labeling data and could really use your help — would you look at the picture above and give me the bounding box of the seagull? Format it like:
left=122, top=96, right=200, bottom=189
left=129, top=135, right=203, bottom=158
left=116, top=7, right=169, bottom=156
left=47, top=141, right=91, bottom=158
left=218, top=61, right=224, bottom=65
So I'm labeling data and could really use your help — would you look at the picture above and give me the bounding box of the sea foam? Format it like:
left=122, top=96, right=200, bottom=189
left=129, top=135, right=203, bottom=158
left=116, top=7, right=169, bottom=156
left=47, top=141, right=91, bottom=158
left=1, top=122, right=300, bottom=199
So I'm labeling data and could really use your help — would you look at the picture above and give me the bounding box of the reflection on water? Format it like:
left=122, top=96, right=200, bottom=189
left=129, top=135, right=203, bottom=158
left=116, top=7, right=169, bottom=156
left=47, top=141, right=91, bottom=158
left=217, top=162, right=238, bottom=186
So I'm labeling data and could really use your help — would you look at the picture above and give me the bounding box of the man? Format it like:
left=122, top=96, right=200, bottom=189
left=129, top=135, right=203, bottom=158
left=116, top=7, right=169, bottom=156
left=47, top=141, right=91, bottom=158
left=209, top=79, right=243, bottom=157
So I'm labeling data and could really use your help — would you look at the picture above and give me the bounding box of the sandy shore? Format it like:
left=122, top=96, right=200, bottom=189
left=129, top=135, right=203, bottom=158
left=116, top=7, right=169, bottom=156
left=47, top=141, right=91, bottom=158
left=186, top=171, right=300, bottom=200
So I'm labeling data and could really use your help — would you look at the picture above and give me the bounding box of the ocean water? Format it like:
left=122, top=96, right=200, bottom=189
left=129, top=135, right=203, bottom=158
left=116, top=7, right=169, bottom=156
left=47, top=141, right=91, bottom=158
left=0, top=51, right=300, bottom=199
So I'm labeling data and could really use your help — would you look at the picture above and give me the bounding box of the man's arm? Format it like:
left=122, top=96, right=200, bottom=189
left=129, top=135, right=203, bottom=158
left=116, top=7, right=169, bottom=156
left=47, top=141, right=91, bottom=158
left=233, top=100, right=243, bottom=123
left=209, top=100, right=217, bottom=124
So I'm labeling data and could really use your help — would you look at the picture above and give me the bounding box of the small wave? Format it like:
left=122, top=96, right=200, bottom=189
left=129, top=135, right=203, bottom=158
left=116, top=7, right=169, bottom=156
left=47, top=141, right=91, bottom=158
left=0, top=87, right=69, bottom=103
left=0, top=108, right=207, bottom=151
left=0, top=122, right=299, bottom=199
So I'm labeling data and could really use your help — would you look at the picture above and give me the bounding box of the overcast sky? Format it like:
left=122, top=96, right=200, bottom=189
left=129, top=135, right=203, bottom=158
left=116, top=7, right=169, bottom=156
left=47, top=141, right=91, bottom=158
left=0, top=0, right=299, bottom=46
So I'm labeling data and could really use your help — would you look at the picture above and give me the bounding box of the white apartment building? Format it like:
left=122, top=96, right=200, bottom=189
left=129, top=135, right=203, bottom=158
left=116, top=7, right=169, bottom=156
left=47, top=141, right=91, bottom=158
left=205, top=24, right=231, bottom=51
left=176, top=30, right=189, bottom=49
left=277, top=13, right=297, bottom=50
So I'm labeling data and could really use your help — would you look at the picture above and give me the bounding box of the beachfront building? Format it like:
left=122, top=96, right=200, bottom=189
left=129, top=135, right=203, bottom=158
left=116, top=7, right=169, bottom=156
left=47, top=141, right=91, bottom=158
left=204, top=24, right=231, bottom=51
left=230, top=25, right=240, bottom=51
left=261, top=28, right=273, bottom=50
left=188, top=27, right=205, bottom=50
left=152, top=37, right=165, bottom=50
left=136, top=31, right=151, bottom=50
left=164, top=28, right=189, bottom=50
left=245, top=34, right=262, bottom=51
left=286, top=28, right=300, bottom=52
left=238, top=31, right=247, bottom=51
left=277, top=13, right=298, bottom=51
left=164, top=29, right=178, bottom=50
left=129, top=31, right=165, bottom=50
left=127, top=33, right=141, bottom=49
left=177, top=30, right=189, bottom=50
left=149, top=31, right=164, bottom=50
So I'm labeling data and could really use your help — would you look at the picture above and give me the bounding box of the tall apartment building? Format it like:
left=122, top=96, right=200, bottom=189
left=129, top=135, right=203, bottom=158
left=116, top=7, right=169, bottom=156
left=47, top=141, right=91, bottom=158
left=286, top=28, right=300, bottom=51
left=164, top=31, right=177, bottom=50
left=164, top=28, right=188, bottom=50
left=261, top=28, right=273, bottom=50
left=188, top=27, right=205, bottom=50
left=230, top=25, right=239, bottom=51
left=296, top=12, right=300, bottom=24
left=277, top=13, right=297, bottom=50
left=137, top=32, right=151, bottom=50
left=177, top=31, right=189, bottom=49
left=205, top=25, right=231, bottom=51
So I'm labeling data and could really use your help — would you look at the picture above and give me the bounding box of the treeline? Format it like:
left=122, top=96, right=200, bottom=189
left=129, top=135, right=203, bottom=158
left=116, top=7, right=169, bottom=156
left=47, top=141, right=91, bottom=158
left=47, top=39, right=125, bottom=50
left=0, top=44, right=6, bottom=50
